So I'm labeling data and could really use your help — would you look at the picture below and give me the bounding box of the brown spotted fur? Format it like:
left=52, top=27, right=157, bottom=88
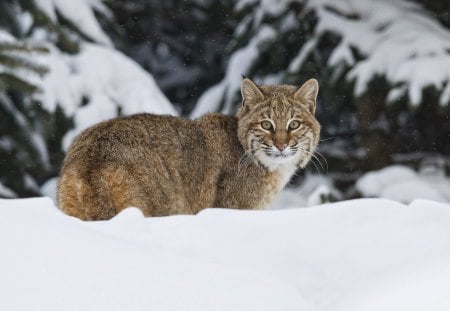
left=58, top=78, right=320, bottom=220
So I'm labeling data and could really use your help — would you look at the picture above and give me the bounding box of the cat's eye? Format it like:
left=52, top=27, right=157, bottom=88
left=289, top=120, right=301, bottom=130
left=261, top=120, right=273, bottom=131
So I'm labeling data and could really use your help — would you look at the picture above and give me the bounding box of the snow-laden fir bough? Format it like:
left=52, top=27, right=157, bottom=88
left=58, top=78, right=320, bottom=220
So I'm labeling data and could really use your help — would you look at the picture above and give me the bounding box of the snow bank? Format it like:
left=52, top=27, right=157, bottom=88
left=269, top=174, right=342, bottom=208
left=1, top=197, right=449, bottom=311
left=356, top=165, right=450, bottom=203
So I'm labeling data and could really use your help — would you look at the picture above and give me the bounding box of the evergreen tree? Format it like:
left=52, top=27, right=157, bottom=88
left=0, top=2, right=52, bottom=197
left=193, top=0, right=450, bottom=186
left=107, top=0, right=236, bottom=115
left=0, top=0, right=173, bottom=197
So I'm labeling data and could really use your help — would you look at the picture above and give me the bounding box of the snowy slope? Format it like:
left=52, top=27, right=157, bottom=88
left=1, top=197, right=450, bottom=311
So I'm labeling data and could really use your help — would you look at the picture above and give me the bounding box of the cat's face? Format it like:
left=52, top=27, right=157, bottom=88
left=237, top=78, right=320, bottom=170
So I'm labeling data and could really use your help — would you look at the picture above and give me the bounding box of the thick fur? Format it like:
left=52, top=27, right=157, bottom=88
left=58, top=78, right=320, bottom=220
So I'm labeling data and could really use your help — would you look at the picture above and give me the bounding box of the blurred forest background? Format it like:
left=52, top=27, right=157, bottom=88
left=0, top=0, right=449, bottom=201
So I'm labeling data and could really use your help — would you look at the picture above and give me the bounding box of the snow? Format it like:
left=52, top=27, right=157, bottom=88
left=0, top=93, right=51, bottom=170
left=0, top=32, right=48, bottom=96
left=24, top=174, right=40, bottom=193
left=356, top=165, right=450, bottom=203
left=0, top=29, right=16, bottom=42
left=30, top=131, right=50, bottom=169
left=0, top=181, right=16, bottom=198
left=305, top=0, right=450, bottom=106
left=227, top=0, right=450, bottom=111
left=191, top=25, right=277, bottom=117
left=1, top=196, right=450, bottom=311
left=269, top=174, right=342, bottom=208
left=40, top=177, right=58, bottom=201
left=288, top=37, right=318, bottom=73
left=33, top=0, right=112, bottom=46
left=35, top=43, right=177, bottom=150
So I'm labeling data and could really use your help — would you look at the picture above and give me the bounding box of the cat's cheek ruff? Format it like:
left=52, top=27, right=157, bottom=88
left=247, top=132, right=259, bottom=155
left=298, top=154, right=312, bottom=169
left=298, top=134, right=319, bottom=169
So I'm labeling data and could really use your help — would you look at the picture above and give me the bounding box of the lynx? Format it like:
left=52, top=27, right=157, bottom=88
left=58, top=78, right=320, bottom=220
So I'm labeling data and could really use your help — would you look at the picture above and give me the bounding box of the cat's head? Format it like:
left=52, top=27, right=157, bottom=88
left=237, top=78, right=320, bottom=170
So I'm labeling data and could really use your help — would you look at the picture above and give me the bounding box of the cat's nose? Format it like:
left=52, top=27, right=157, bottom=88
left=275, top=143, right=288, bottom=151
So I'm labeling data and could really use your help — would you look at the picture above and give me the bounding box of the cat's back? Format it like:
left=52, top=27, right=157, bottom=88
left=63, top=114, right=188, bottom=166
left=62, top=113, right=240, bottom=173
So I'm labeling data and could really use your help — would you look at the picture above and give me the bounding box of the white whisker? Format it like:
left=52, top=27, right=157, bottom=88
left=314, top=150, right=329, bottom=172
left=319, top=137, right=335, bottom=142
left=299, top=147, right=327, bottom=174
left=238, top=150, right=254, bottom=173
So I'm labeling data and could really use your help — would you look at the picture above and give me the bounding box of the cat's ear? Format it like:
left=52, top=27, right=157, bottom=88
left=241, top=78, right=264, bottom=105
left=294, top=79, right=319, bottom=114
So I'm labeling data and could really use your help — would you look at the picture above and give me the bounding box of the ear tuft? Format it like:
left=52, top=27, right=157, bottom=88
left=294, top=78, right=319, bottom=114
left=241, top=78, right=264, bottom=104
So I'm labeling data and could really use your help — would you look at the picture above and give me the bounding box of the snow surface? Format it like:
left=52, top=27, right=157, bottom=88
left=357, top=165, right=450, bottom=204
left=1, top=197, right=450, bottom=311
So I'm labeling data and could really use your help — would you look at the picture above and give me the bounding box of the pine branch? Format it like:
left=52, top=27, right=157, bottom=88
left=0, top=42, right=49, bottom=54
left=0, top=53, right=48, bottom=76
left=0, top=73, right=40, bottom=94
left=0, top=39, right=48, bottom=94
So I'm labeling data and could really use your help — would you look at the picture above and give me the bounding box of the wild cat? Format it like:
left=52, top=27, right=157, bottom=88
left=58, top=78, right=320, bottom=220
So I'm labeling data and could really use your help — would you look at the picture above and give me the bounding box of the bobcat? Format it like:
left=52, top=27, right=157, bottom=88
left=58, top=78, right=320, bottom=220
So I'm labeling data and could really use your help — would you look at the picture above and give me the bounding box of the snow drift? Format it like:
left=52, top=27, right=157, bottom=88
left=1, top=197, right=449, bottom=311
